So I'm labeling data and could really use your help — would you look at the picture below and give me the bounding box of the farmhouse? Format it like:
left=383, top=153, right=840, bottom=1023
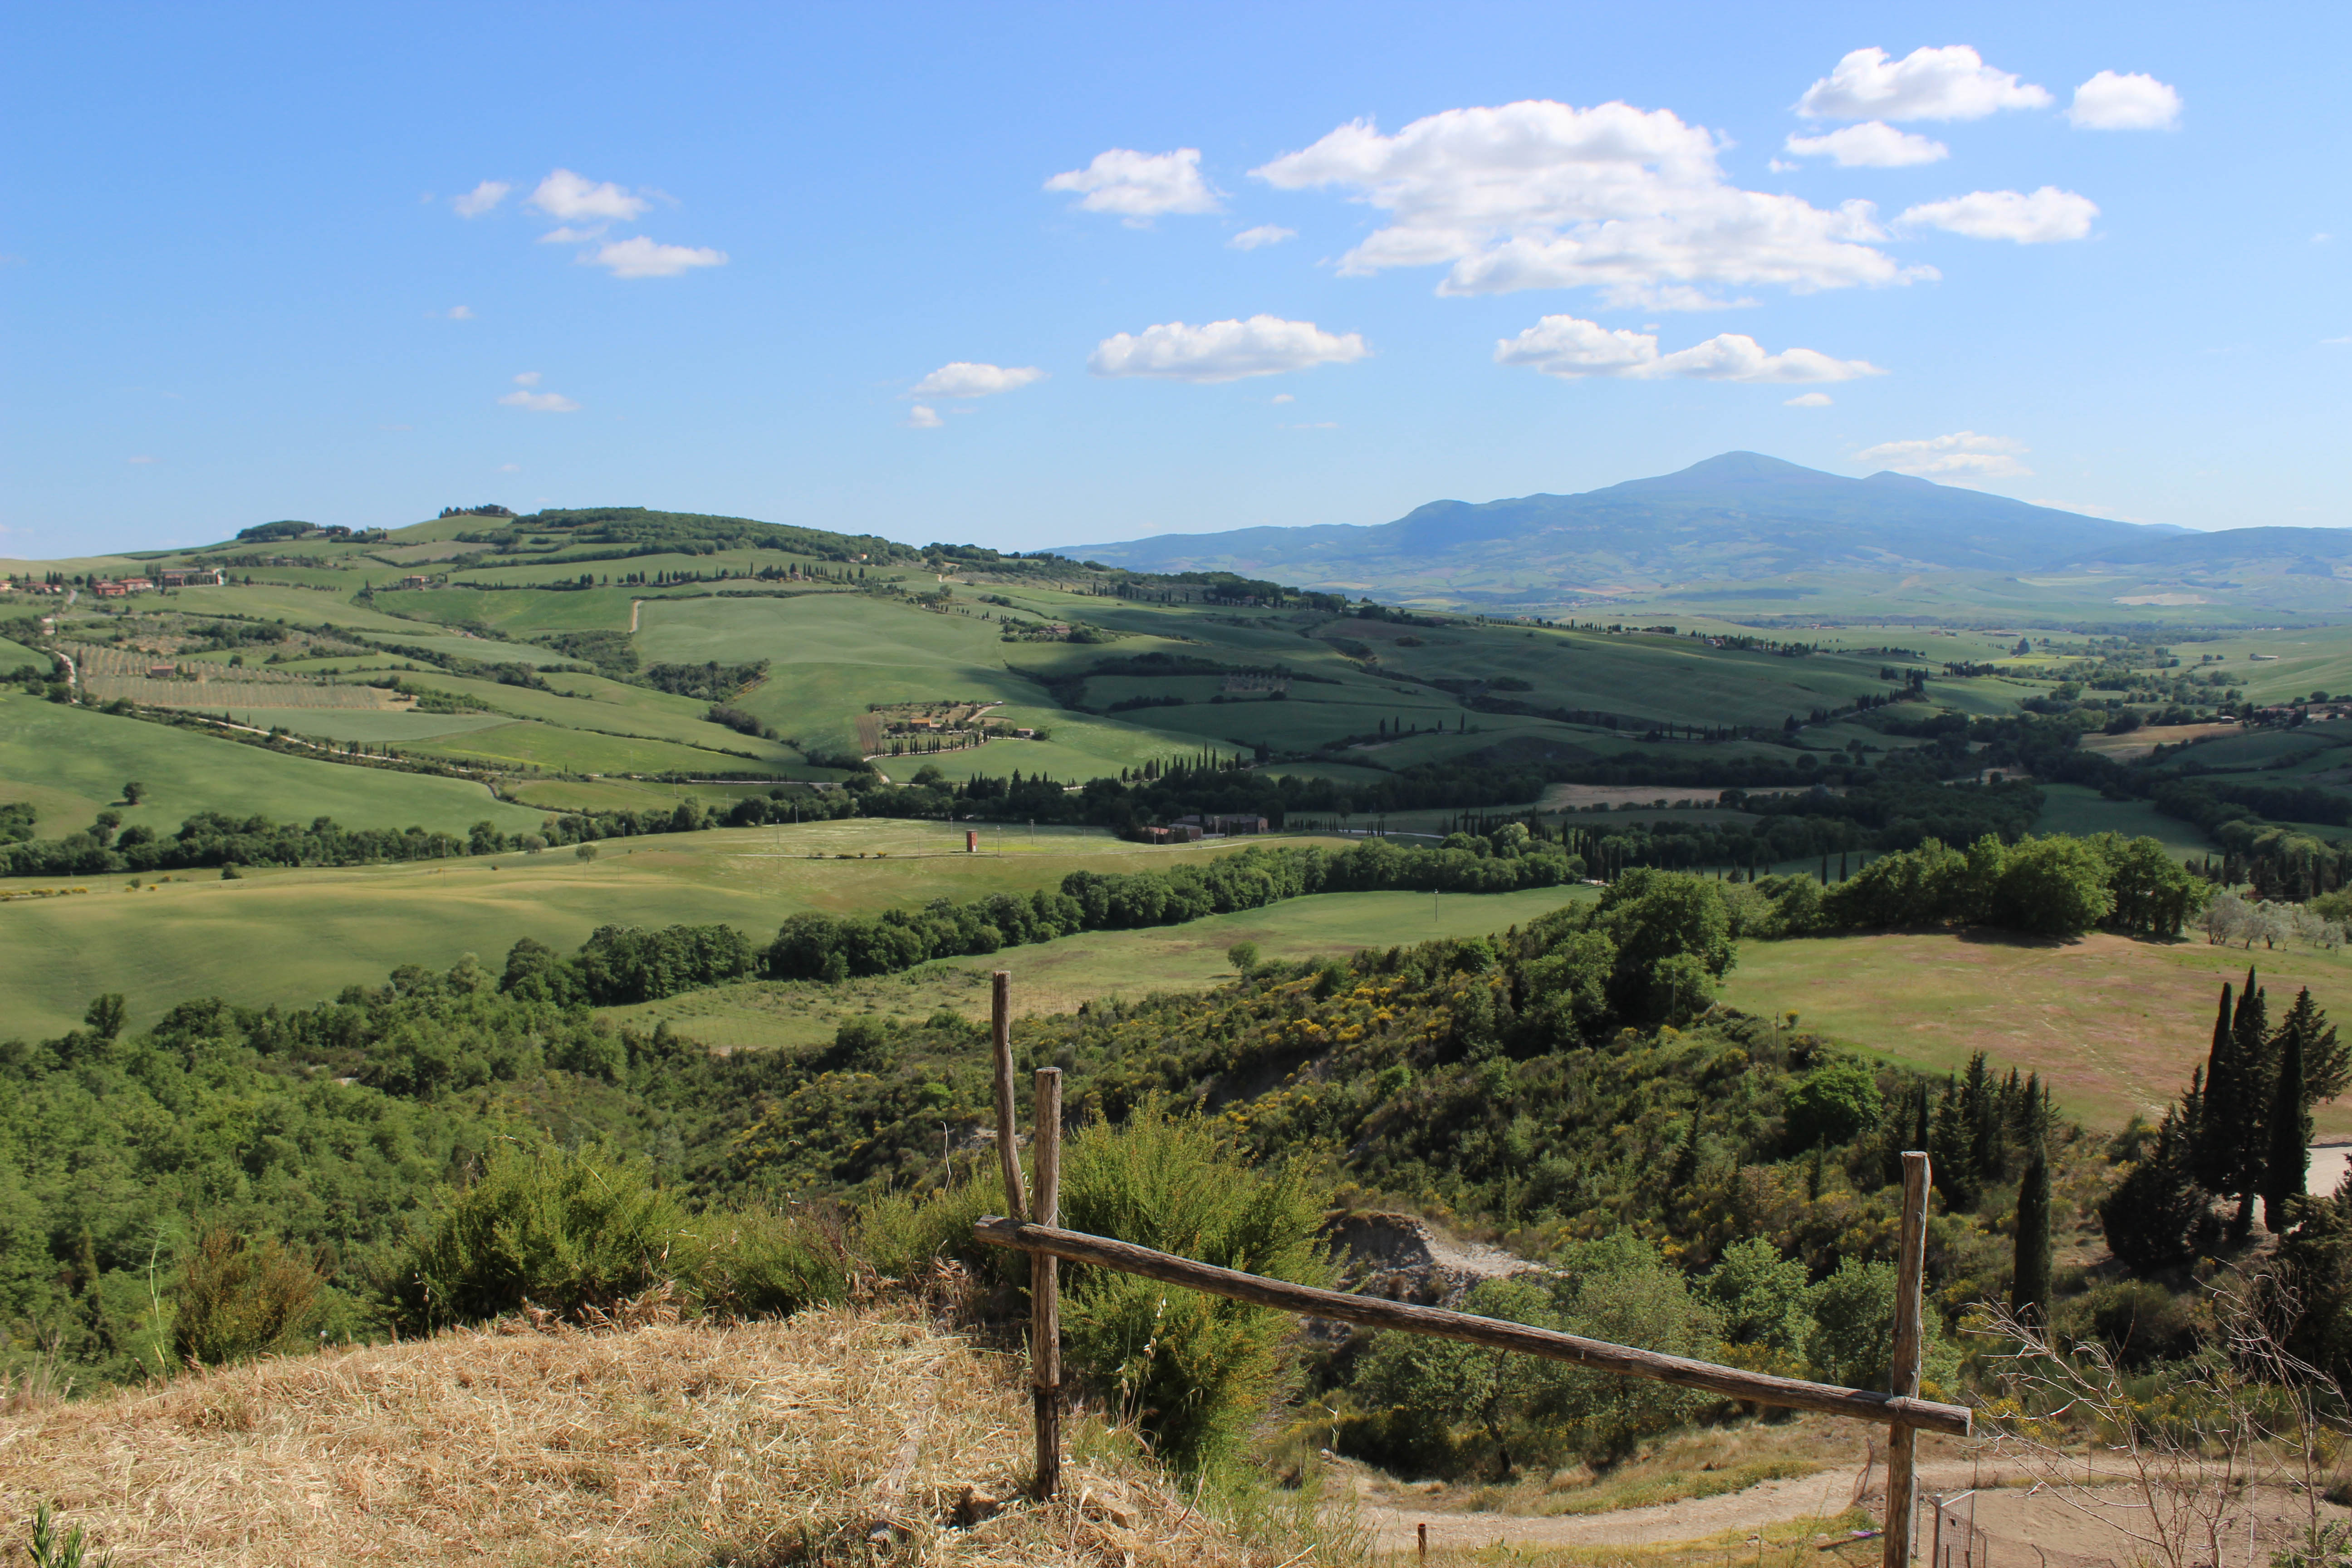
left=157, top=567, right=225, bottom=588
left=1175, top=813, right=1267, bottom=836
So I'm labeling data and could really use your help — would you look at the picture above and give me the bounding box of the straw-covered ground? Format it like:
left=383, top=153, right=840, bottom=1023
left=0, top=1300, right=1320, bottom=1568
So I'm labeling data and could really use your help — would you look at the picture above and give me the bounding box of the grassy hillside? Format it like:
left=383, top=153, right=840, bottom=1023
left=0, top=690, right=543, bottom=840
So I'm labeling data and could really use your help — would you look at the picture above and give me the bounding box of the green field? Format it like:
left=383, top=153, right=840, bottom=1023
left=1724, top=930, right=2352, bottom=1137
left=2032, top=784, right=2217, bottom=857
left=0, top=637, right=44, bottom=673
left=0, top=819, right=1358, bottom=1039
left=603, top=883, right=1598, bottom=1054
left=0, top=690, right=544, bottom=841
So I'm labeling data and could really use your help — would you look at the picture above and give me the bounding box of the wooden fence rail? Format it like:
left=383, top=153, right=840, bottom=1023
left=972, top=970, right=1966, bottom=1568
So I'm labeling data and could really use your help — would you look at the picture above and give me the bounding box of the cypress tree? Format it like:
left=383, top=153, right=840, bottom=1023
left=2230, top=971, right=2272, bottom=1240
left=2264, top=1003, right=2311, bottom=1233
left=2193, top=982, right=2238, bottom=1195
left=2011, top=1076, right=2053, bottom=1323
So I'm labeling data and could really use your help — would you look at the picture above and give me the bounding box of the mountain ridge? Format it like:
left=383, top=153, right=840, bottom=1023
left=1060, top=452, right=2189, bottom=598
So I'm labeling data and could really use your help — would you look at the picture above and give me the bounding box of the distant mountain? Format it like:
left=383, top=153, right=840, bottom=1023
left=1061, top=452, right=2188, bottom=599
left=2053, top=526, right=2352, bottom=574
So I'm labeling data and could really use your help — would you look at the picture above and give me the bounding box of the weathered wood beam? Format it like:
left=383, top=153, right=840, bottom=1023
left=974, top=1217, right=1970, bottom=1438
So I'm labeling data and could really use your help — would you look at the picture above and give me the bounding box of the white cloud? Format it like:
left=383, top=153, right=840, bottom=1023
left=127, top=455, right=158, bottom=466
left=1250, top=99, right=1931, bottom=308
left=1854, top=430, right=2030, bottom=479
left=1901, top=187, right=2098, bottom=242
left=1797, top=45, right=2051, bottom=121
left=537, top=224, right=608, bottom=244
left=1270, top=393, right=1295, bottom=404
left=2068, top=71, right=2182, bottom=130
left=583, top=236, right=727, bottom=278
left=1783, top=121, right=1949, bottom=167
left=2326, top=334, right=2352, bottom=346
left=528, top=169, right=648, bottom=222
left=497, top=463, right=521, bottom=472
left=1088, top=315, right=1368, bottom=382
left=435, top=305, right=475, bottom=320
left=909, top=362, right=1046, bottom=398
left=1785, top=392, right=1835, bottom=407
left=1494, top=314, right=1883, bottom=382
left=500, top=374, right=577, bottom=412
left=1229, top=224, right=1297, bottom=250
left=1045, top=148, right=1221, bottom=221
left=452, top=180, right=510, bottom=217
left=905, top=404, right=944, bottom=429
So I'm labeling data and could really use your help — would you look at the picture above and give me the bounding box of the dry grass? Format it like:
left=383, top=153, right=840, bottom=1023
left=0, top=1303, right=1322, bottom=1568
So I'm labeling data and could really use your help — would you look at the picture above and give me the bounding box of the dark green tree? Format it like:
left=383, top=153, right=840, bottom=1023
left=2229, top=971, right=2272, bottom=1240
left=83, top=992, right=127, bottom=1041
left=2192, top=981, right=2238, bottom=1196
left=2010, top=1076, right=2053, bottom=1323
left=2265, top=1006, right=2311, bottom=1234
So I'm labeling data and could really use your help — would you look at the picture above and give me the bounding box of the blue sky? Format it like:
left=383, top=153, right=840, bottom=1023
left=3, top=2, right=2344, bottom=557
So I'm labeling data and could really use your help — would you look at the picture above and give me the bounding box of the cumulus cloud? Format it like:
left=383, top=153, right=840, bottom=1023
left=1797, top=45, right=2051, bottom=121
left=1045, top=148, right=1221, bottom=221
left=1855, top=430, right=2030, bottom=479
left=435, top=305, right=475, bottom=320
left=909, top=362, right=1046, bottom=398
left=1250, top=99, right=1931, bottom=308
left=1229, top=224, right=1297, bottom=250
left=529, top=169, right=649, bottom=222
left=1783, top=121, right=1949, bottom=167
left=536, top=224, right=608, bottom=244
left=583, top=236, right=728, bottom=278
left=500, top=372, right=578, bottom=413
left=905, top=404, right=944, bottom=429
left=452, top=180, right=510, bottom=217
left=1901, top=187, right=2097, bottom=242
left=1088, top=315, right=1368, bottom=382
left=1494, top=314, right=1883, bottom=382
left=1785, top=392, right=1835, bottom=407
left=2068, top=70, right=2182, bottom=130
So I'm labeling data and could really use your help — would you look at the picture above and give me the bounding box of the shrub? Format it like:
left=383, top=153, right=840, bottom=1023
left=871, top=1105, right=1332, bottom=1470
left=1784, top=1058, right=1884, bottom=1151
left=2065, top=1279, right=2201, bottom=1368
left=1225, top=941, right=1259, bottom=975
left=172, top=1227, right=324, bottom=1368
left=389, top=1142, right=687, bottom=1330
left=1805, top=1258, right=1961, bottom=1396
left=1058, top=1106, right=1332, bottom=1470
left=1354, top=1233, right=1720, bottom=1475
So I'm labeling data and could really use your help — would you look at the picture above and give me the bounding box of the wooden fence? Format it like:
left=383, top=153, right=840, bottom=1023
left=971, top=970, right=1971, bottom=1568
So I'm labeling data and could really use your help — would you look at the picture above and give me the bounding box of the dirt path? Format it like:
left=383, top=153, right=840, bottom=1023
left=1356, top=1455, right=2348, bottom=1564
left=630, top=598, right=643, bottom=632
left=1355, top=1458, right=2068, bottom=1555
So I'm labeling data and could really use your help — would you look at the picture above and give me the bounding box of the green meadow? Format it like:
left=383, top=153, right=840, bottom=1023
left=0, top=819, right=1355, bottom=1039
left=0, top=689, right=544, bottom=840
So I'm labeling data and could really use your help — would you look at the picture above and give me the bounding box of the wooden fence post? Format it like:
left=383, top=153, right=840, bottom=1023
left=1883, top=1151, right=1931, bottom=1568
left=1032, top=1067, right=1063, bottom=1499
left=990, top=971, right=1025, bottom=1223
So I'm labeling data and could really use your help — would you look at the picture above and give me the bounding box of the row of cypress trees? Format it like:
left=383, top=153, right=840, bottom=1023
left=2101, top=968, right=2349, bottom=1269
